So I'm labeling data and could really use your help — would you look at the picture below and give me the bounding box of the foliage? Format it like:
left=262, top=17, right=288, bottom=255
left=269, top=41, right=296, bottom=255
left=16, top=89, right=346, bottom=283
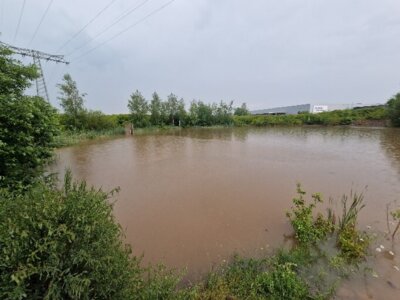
left=0, top=47, right=38, bottom=96
left=57, top=73, right=87, bottom=130
left=127, top=90, right=149, bottom=128
left=0, top=45, right=59, bottom=189
left=54, top=127, right=126, bottom=147
left=0, top=172, right=144, bottom=299
left=196, top=254, right=311, bottom=300
left=390, top=209, right=400, bottom=239
left=286, top=184, right=334, bottom=244
left=386, top=93, right=400, bottom=126
left=150, top=92, right=163, bottom=126
left=337, top=225, right=369, bottom=260
left=233, top=107, right=387, bottom=127
left=256, top=262, right=309, bottom=300
left=234, top=103, right=250, bottom=116
left=336, top=192, right=369, bottom=259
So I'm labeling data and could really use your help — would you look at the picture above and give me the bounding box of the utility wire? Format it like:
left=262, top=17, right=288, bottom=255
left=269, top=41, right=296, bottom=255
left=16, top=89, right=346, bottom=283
left=71, top=0, right=175, bottom=62
left=66, top=0, right=150, bottom=56
left=13, top=0, right=26, bottom=43
left=27, top=0, right=54, bottom=47
left=56, top=0, right=118, bottom=52
left=1, top=0, right=4, bottom=36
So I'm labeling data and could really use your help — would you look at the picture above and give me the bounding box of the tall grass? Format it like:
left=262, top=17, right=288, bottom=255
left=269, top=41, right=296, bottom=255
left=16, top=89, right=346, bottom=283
left=54, top=127, right=126, bottom=147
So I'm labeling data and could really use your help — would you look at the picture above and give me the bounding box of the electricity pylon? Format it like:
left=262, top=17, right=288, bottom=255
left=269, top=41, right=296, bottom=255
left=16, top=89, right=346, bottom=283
left=0, top=41, right=69, bottom=102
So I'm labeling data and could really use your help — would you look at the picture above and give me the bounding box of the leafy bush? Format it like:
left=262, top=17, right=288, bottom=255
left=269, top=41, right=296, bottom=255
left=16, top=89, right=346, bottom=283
left=0, top=45, right=60, bottom=188
left=0, top=173, right=143, bottom=299
left=286, top=185, right=334, bottom=244
left=387, top=93, right=400, bottom=126
left=256, top=263, right=309, bottom=300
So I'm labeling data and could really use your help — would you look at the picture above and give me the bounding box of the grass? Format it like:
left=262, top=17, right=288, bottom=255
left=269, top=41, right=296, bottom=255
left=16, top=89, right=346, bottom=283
left=54, top=127, right=126, bottom=147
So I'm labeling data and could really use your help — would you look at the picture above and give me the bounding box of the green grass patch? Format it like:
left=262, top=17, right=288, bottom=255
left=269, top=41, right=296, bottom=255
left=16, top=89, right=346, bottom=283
left=54, top=127, right=126, bottom=147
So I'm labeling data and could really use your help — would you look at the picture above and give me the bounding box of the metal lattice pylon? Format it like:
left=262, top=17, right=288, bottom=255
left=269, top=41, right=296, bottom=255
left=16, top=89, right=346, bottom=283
left=0, top=41, right=69, bottom=102
left=32, top=54, right=50, bottom=102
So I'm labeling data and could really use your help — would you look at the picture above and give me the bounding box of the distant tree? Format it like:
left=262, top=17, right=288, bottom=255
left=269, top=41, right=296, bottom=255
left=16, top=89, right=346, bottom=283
left=166, top=93, right=179, bottom=125
left=197, top=101, right=214, bottom=126
left=215, top=100, right=234, bottom=125
left=150, top=92, right=162, bottom=126
left=387, top=93, right=400, bottom=127
left=0, top=45, right=59, bottom=188
left=234, top=103, right=250, bottom=116
left=177, top=98, right=187, bottom=126
left=128, top=90, right=148, bottom=128
left=57, top=73, right=87, bottom=130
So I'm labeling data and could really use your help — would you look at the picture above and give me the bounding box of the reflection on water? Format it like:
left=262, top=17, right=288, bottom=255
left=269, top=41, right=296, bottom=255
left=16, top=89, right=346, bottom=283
left=50, top=127, right=400, bottom=299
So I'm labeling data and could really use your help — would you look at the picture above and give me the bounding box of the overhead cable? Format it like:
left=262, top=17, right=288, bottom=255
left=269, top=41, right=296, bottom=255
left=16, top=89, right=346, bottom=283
left=13, top=0, right=26, bottom=43
left=66, top=0, right=150, bottom=56
left=27, top=0, right=54, bottom=47
left=71, top=0, right=175, bottom=62
left=56, top=0, right=118, bottom=52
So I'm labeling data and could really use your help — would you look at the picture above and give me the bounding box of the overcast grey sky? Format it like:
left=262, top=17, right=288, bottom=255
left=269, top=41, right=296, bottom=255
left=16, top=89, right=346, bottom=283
left=1, top=0, right=400, bottom=113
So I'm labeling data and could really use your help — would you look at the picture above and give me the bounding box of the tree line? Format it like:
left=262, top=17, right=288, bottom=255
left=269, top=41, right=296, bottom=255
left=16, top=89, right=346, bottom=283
left=127, top=90, right=249, bottom=128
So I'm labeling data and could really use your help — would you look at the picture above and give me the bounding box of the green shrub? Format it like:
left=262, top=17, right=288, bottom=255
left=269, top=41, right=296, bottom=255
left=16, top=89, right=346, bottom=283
left=286, top=185, right=334, bottom=244
left=256, top=263, right=309, bottom=300
left=0, top=172, right=143, bottom=299
left=337, top=192, right=369, bottom=259
left=337, top=226, right=369, bottom=260
left=0, top=46, right=59, bottom=189
left=0, top=96, right=59, bottom=188
left=387, top=93, right=400, bottom=126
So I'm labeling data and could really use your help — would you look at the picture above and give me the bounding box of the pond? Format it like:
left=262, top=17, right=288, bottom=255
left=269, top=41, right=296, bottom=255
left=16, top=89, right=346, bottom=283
left=50, top=126, right=400, bottom=299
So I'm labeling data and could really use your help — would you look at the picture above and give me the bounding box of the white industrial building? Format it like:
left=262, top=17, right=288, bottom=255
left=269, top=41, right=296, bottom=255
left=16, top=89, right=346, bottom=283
left=251, top=103, right=379, bottom=115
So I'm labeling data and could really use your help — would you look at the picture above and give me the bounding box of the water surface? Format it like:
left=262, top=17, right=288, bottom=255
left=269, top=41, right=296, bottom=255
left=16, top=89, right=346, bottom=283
left=51, top=127, right=400, bottom=299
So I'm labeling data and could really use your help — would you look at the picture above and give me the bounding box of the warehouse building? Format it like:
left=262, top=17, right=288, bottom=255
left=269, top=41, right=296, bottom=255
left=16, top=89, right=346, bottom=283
left=251, top=103, right=376, bottom=115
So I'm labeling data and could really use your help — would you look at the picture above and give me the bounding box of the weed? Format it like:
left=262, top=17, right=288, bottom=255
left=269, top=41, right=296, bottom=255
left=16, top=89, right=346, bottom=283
left=286, top=184, right=334, bottom=244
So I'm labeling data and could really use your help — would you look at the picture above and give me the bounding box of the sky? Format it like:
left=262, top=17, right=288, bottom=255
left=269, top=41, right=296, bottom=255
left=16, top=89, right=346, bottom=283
left=1, top=0, right=400, bottom=113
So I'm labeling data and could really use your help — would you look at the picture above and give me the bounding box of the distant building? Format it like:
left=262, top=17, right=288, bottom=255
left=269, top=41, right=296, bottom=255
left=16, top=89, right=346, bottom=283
left=251, top=103, right=382, bottom=115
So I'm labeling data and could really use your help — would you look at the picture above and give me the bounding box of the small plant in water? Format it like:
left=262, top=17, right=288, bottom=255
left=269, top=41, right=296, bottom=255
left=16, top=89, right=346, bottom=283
left=337, top=191, right=369, bottom=259
left=286, top=184, right=334, bottom=244
left=390, top=209, right=400, bottom=239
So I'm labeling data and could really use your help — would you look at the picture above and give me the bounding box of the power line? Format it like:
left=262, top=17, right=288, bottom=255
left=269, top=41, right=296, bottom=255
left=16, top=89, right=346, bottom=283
left=27, top=0, right=54, bottom=47
left=13, top=0, right=26, bottom=43
left=66, top=0, right=150, bottom=57
left=1, top=0, right=4, bottom=35
left=71, top=0, right=175, bottom=62
left=56, top=0, right=118, bottom=52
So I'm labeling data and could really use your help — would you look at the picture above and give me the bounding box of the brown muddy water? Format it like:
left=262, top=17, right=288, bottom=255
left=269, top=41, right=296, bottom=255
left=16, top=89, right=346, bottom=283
left=50, top=127, right=400, bottom=299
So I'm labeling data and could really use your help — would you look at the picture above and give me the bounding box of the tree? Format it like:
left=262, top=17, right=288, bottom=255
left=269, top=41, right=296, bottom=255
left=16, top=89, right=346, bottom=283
left=166, top=93, right=179, bottom=126
left=177, top=98, right=187, bottom=126
left=387, top=93, right=400, bottom=127
left=127, top=90, right=148, bottom=128
left=234, top=103, right=250, bottom=116
left=0, top=45, right=59, bottom=188
left=57, top=73, right=87, bottom=130
left=215, top=100, right=234, bottom=125
left=150, top=92, right=162, bottom=126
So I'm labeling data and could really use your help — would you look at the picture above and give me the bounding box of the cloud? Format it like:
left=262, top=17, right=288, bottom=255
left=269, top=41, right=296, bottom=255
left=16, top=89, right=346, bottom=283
left=3, top=0, right=400, bottom=113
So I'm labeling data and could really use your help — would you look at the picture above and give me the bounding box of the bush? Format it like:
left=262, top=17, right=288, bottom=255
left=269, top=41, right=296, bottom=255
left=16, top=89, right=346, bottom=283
left=387, top=93, right=400, bottom=126
left=0, top=46, right=59, bottom=189
left=0, top=96, right=59, bottom=188
left=0, top=173, right=143, bottom=299
left=286, top=185, right=334, bottom=244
